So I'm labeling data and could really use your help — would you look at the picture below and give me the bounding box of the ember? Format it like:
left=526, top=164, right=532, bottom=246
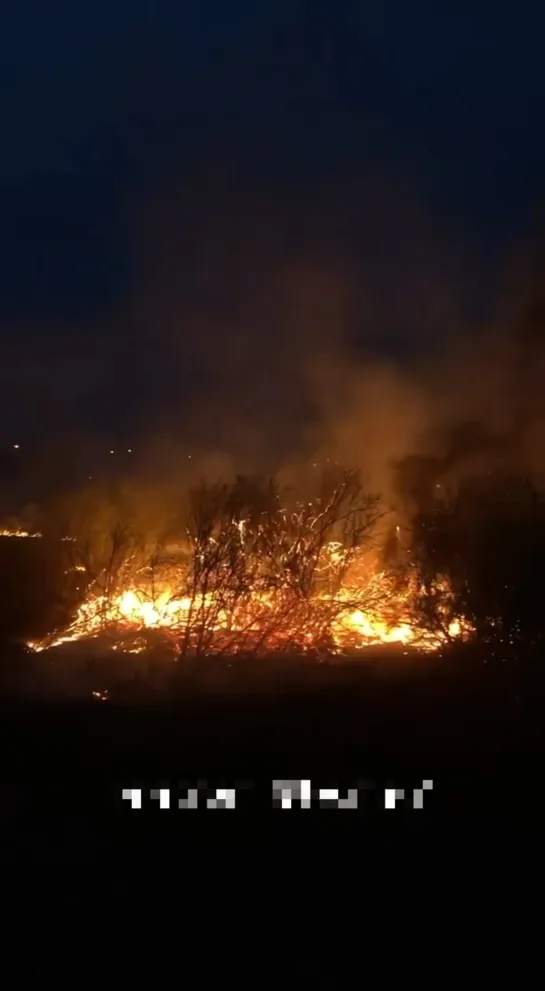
left=29, top=566, right=467, bottom=655
left=28, top=470, right=472, bottom=657
left=0, top=529, right=42, bottom=538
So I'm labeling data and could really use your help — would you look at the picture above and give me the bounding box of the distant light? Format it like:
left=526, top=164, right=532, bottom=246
left=188, top=455, right=192, bottom=459
left=13, top=444, right=19, bottom=449
left=88, top=476, right=92, bottom=480
left=127, top=449, right=132, bottom=453
left=110, top=450, right=114, bottom=454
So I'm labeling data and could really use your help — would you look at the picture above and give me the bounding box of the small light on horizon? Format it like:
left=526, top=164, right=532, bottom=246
left=110, top=450, right=115, bottom=454
left=127, top=449, right=132, bottom=453
left=13, top=444, right=19, bottom=449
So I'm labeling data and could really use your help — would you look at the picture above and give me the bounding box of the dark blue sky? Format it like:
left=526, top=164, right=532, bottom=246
left=1, top=3, right=543, bottom=214
left=0, top=0, right=544, bottom=447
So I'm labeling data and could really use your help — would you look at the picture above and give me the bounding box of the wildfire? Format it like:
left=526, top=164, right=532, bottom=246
left=29, top=555, right=469, bottom=656
left=26, top=473, right=473, bottom=658
left=0, top=529, right=42, bottom=538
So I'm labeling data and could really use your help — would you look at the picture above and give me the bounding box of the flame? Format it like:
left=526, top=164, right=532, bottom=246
left=23, top=474, right=474, bottom=658
left=0, top=529, right=42, bottom=538
left=29, top=541, right=471, bottom=656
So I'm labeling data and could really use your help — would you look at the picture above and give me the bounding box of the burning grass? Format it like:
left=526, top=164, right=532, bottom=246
left=27, top=469, right=471, bottom=659
left=0, top=528, right=42, bottom=538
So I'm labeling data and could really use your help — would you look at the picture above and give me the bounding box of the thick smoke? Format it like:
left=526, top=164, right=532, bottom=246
left=3, top=166, right=545, bottom=512
left=126, top=169, right=545, bottom=505
left=121, top=171, right=482, bottom=489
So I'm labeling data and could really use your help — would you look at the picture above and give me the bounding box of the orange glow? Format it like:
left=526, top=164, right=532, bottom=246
left=0, top=528, right=42, bottom=538
left=29, top=539, right=471, bottom=656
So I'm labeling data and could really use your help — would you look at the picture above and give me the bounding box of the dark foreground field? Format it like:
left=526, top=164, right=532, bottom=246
left=2, top=645, right=544, bottom=977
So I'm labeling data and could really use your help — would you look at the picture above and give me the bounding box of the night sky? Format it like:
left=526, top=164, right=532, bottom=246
left=1, top=1, right=544, bottom=453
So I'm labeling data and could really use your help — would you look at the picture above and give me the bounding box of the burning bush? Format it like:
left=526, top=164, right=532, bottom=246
left=29, top=468, right=467, bottom=659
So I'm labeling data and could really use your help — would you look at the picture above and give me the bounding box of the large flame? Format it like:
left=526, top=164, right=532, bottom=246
left=29, top=538, right=470, bottom=656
